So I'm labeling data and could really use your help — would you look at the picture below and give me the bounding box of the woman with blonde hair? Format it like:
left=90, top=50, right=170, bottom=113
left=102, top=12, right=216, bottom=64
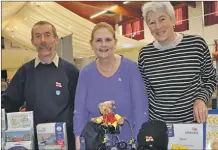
left=73, top=22, right=149, bottom=149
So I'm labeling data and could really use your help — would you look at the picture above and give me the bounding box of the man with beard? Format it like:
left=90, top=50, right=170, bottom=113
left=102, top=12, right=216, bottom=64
left=1, top=21, right=79, bottom=150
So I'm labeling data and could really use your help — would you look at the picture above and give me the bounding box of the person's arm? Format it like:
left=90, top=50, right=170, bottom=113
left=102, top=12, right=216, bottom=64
left=138, top=49, right=152, bottom=98
left=1, top=66, right=26, bottom=112
left=129, top=62, right=149, bottom=139
left=196, top=38, right=216, bottom=104
left=75, top=136, right=80, bottom=150
left=194, top=37, right=217, bottom=123
left=73, top=69, right=89, bottom=150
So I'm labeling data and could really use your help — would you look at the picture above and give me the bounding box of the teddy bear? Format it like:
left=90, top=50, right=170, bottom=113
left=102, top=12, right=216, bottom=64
left=91, top=100, right=124, bottom=134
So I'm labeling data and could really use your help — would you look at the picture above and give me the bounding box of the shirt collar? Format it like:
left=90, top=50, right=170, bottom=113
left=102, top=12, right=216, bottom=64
left=35, top=52, right=59, bottom=68
left=153, top=33, right=183, bottom=50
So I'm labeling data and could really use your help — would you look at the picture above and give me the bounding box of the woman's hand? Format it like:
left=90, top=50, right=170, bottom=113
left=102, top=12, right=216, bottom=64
left=75, top=136, right=80, bottom=150
left=193, top=99, right=208, bottom=123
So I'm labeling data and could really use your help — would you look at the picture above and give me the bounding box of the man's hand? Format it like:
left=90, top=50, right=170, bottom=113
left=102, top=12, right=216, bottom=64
left=193, top=99, right=208, bottom=123
left=19, top=107, right=26, bottom=112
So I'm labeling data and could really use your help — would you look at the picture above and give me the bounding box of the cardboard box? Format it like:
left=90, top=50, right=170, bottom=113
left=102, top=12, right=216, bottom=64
left=37, top=122, right=68, bottom=149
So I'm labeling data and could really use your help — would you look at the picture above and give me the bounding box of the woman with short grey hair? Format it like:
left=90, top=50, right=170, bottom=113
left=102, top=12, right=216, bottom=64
left=142, top=2, right=176, bottom=23
left=138, top=2, right=216, bottom=124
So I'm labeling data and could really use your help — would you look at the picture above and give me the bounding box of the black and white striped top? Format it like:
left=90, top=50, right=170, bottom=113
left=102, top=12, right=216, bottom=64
left=138, top=34, right=217, bottom=123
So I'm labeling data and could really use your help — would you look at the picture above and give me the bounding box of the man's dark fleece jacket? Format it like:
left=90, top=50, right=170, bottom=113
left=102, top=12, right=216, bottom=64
left=2, top=57, right=79, bottom=149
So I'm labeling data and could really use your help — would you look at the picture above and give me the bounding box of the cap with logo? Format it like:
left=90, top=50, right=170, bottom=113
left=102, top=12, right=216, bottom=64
left=137, top=120, right=168, bottom=150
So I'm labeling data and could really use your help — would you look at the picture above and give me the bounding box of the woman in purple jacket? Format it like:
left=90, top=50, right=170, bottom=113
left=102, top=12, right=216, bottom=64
left=73, top=22, right=149, bottom=149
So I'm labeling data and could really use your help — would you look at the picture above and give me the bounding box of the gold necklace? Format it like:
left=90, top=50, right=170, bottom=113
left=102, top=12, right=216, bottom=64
left=98, top=57, right=116, bottom=72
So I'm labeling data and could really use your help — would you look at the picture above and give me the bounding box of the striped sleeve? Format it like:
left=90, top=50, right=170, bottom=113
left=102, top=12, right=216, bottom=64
left=196, top=37, right=217, bottom=104
left=138, top=48, right=151, bottom=97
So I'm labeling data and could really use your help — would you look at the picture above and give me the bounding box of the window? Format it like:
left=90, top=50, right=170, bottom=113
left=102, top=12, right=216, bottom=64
left=124, top=23, right=132, bottom=38
left=215, top=1, right=218, bottom=16
left=175, top=8, right=183, bottom=25
left=122, top=19, right=144, bottom=40
left=174, top=6, right=189, bottom=32
left=204, top=1, right=218, bottom=26
left=132, top=20, right=140, bottom=35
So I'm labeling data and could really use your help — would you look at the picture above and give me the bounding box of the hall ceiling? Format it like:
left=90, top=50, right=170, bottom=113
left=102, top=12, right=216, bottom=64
left=1, top=1, right=196, bottom=58
left=1, top=2, right=146, bottom=58
left=57, top=1, right=196, bottom=27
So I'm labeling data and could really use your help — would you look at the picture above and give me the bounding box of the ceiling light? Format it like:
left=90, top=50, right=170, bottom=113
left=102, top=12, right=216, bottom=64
left=123, top=1, right=130, bottom=4
left=108, top=5, right=117, bottom=11
left=90, top=5, right=118, bottom=19
left=90, top=10, right=107, bottom=19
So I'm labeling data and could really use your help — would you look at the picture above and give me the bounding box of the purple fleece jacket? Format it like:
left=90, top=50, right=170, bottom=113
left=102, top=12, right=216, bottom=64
left=73, top=56, right=149, bottom=142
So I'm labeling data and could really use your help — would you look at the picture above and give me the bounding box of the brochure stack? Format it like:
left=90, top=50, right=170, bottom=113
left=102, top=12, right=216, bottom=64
left=4, top=111, right=34, bottom=150
left=1, top=109, right=6, bottom=149
left=36, top=122, right=68, bottom=150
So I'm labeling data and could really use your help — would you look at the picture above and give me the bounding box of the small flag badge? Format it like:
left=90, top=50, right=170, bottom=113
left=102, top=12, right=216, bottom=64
left=56, top=90, right=61, bottom=95
left=56, top=82, right=62, bottom=87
